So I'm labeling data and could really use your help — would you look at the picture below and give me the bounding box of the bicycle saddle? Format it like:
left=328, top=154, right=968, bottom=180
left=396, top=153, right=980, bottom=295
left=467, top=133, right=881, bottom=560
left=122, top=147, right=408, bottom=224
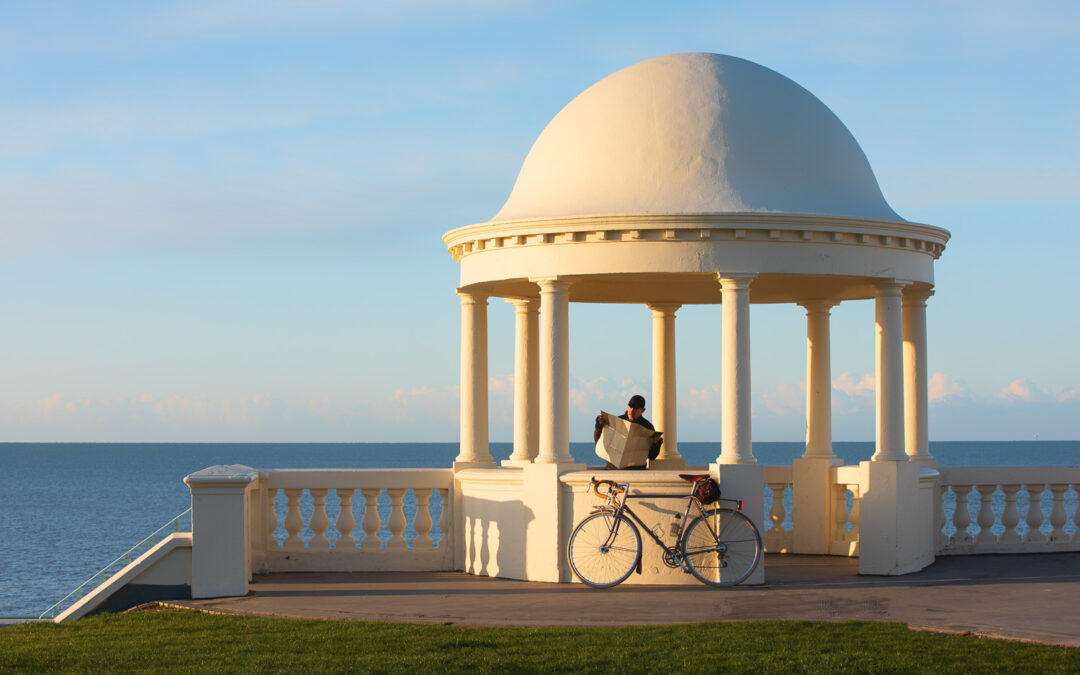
left=678, top=473, right=710, bottom=482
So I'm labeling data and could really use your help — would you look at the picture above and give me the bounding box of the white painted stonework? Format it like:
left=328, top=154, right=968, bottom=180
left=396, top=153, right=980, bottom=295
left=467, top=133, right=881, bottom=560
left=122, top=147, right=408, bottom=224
left=438, top=52, right=950, bottom=582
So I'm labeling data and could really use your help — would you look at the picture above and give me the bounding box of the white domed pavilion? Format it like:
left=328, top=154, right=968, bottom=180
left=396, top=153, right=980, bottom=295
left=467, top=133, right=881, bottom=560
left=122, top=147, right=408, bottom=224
left=445, top=53, right=947, bottom=469
left=443, top=53, right=950, bottom=579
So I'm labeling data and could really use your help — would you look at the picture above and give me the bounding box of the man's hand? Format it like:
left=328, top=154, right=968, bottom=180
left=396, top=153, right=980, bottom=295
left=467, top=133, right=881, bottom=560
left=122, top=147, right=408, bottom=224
left=595, top=413, right=607, bottom=428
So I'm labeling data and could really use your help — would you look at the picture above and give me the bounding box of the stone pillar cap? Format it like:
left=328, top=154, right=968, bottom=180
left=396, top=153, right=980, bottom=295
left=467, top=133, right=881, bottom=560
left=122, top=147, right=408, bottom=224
left=184, top=464, right=259, bottom=488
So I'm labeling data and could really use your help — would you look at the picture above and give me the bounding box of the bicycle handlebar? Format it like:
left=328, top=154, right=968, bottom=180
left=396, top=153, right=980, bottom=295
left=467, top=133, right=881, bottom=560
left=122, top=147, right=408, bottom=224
left=590, top=477, right=624, bottom=499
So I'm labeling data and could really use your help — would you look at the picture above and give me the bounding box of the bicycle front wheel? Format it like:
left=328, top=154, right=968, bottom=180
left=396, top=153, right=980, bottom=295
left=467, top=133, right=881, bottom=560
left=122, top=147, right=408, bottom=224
left=567, top=512, right=641, bottom=588
left=681, top=508, right=762, bottom=587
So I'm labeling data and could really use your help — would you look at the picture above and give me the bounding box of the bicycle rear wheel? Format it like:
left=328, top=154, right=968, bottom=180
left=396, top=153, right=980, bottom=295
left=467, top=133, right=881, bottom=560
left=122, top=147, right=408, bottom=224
left=681, top=508, right=762, bottom=587
left=567, top=512, right=641, bottom=588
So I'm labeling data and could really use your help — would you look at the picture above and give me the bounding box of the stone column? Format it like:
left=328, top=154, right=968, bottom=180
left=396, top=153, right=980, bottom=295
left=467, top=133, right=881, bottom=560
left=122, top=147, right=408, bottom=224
left=872, top=280, right=909, bottom=461
left=717, top=274, right=756, bottom=464
left=903, top=287, right=935, bottom=465
left=533, top=277, right=573, bottom=463
left=504, top=297, right=539, bottom=466
left=647, top=302, right=685, bottom=468
left=455, top=290, right=494, bottom=467
left=791, top=300, right=842, bottom=554
left=800, top=300, right=839, bottom=459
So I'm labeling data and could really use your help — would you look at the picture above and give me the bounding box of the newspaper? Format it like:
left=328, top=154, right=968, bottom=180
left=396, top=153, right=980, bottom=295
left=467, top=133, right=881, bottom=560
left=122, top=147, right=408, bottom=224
left=594, top=411, right=659, bottom=469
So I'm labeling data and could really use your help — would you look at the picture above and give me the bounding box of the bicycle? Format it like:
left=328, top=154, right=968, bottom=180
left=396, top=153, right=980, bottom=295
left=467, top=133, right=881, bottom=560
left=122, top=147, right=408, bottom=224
left=567, top=474, right=763, bottom=588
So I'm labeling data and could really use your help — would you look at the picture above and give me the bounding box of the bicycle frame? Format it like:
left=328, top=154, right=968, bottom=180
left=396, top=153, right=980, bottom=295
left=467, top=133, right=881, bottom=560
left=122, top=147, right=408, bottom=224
left=591, top=483, right=744, bottom=573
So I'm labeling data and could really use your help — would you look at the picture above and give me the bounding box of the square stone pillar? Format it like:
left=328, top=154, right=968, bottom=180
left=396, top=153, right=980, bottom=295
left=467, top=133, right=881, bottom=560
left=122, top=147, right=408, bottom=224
left=184, top=465, right=259, bottom=599
left=708, top=462, right=765, bottom=584
left=857, top=460, right=935, bottom=575
left=523, top=462, right=583, bottom=582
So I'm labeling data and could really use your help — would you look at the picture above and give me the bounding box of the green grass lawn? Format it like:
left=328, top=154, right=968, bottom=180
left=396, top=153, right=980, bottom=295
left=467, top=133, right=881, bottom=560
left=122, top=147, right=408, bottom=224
left=1, top=607, right=1076, bottom=673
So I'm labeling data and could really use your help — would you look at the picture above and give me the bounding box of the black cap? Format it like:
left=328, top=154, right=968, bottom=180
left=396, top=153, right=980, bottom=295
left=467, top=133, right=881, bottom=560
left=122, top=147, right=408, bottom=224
left=627, top=395, right=646, bottom=409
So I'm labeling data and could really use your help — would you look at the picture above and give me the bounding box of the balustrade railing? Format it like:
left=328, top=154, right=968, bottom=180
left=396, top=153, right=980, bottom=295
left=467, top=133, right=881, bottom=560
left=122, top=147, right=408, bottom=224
left=763, top=466, right=793, bottom=553
left=251, top=469, right=454, bottom=573
left=938, top=467, right=1079, bottom=555
left=829, top=465, right=861, bottom=556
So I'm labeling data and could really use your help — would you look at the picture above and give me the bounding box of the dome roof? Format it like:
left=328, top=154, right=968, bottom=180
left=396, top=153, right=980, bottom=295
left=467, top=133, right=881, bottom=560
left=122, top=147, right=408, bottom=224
left=490, top=53, right=902, bottom=223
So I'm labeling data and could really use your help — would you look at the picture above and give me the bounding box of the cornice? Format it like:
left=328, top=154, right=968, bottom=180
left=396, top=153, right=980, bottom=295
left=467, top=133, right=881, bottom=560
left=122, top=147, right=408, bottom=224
left=442, top=212, right=950, bottom=263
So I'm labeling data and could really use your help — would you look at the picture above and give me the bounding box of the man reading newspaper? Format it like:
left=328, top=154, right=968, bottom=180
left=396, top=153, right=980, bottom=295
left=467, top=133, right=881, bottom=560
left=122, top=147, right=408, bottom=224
left=593, top=394, right=664, bottom=469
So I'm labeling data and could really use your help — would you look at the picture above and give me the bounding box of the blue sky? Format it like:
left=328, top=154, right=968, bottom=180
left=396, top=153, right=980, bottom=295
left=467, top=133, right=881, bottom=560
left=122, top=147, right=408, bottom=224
left=1, top=1, right=1077, bottom=442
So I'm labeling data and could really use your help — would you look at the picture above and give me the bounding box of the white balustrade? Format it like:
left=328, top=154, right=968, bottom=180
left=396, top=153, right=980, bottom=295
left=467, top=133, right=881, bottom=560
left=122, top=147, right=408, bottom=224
left=999, top=484, right=1021, bottom=545
left=282, top=488, right=305, bottom=551
left=762, top=466, right=793, bottom=554
left=309, top=488, right=331, bottom=551
left=825, top=463, right=862, bottom=557
left=412, top=488, right=435, bottom=551
left=359, top=488, right=381, bottom=552
left=765, top=482, right=792, bottom=553
left=937, top=468, right=1079, bottom=555
left=975, top=484, right=997, bottom=545
left=254, top=469, right=454, bottom=573
left=335, top=489, right=356, bottom=550
left=1049, top=484, right=1070, bottom=542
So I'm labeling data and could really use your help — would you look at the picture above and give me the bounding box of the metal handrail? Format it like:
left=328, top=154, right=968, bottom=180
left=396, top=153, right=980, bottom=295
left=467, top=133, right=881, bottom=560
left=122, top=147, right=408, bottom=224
left=38, top=508, right=192, bottom=620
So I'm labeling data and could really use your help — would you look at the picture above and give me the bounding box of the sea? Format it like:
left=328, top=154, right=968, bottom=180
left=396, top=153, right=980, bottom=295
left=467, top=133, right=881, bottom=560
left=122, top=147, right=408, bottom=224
left=1, top=440, right=1077, bottom=617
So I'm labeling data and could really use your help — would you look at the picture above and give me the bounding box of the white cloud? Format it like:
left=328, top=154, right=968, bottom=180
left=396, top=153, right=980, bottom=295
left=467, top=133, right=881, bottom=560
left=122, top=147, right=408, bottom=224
left=761, top=381, right=805, bottom=418
left=684, top=384, right=722, bottom=420
left=833, top=372, right=875, bottom=398
left=996, top=379, right=1041, bottom=401
left=928, top=372, right=972, bottom=403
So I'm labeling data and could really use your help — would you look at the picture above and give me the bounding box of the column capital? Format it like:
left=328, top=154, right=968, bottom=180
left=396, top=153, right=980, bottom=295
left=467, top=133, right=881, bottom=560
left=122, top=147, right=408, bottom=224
left=504, top=296, right=539, bottom=312
left=875, top=279, right=911, bottom=297
left=530, top=276, right=574, bottom=292
left=646, top=302, right=682, bottom=317
left=798, top=299, right=840, bottom=315
left=456, top=289, right=488, bottom=305
left=716, top=273, right=757, bottom=291
left=903, top=285, right=935, bottom=306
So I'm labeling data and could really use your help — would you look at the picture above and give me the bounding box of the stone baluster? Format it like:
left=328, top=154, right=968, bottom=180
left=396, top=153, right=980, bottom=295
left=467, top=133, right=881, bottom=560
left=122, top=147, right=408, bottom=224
left=999, top=484, right=1022, bottom=544
left=438, top=488, right=450, bottom=549
left=267, top=488, right=280, bottom=549
left=360, top=488, right=382, bottom=551
left=1073, top=487, right=1080, bottom=543
left=848, top=487, right=860, bottom=541
left=282, top=488, right=305, bottom=551
left=951, top=485, right=972, bottom=545
left=412, top=488, right=435, bottom=551
left=308, top=488, right=331, bottom=551
left=1024, top=484, right=1046, bottom=543
left=936, top=485, right=949, bottom=550
left=386, top=488, right=408, bottom=551
left=1048, top=484, right=1069, bottom=542
left=833, top=484, right=850, bottom=543
left=975, top=484, right=997, bottom=545
left=765, top=484, right=787, bottom=551
left=335, top=489, right=357, bottom=550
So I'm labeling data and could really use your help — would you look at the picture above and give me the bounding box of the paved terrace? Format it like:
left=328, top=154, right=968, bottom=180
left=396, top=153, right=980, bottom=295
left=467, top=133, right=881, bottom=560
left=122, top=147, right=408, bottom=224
left=172, top=553, right=1080, bottom=648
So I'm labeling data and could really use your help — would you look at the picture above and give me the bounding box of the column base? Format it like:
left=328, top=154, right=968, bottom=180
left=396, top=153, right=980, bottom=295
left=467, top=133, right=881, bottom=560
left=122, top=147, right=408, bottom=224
left=648, top=457, right=687, bottom=470
left=453, top=460, right=498, bottom=472
left=500, top=458, right=534, bottom=468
